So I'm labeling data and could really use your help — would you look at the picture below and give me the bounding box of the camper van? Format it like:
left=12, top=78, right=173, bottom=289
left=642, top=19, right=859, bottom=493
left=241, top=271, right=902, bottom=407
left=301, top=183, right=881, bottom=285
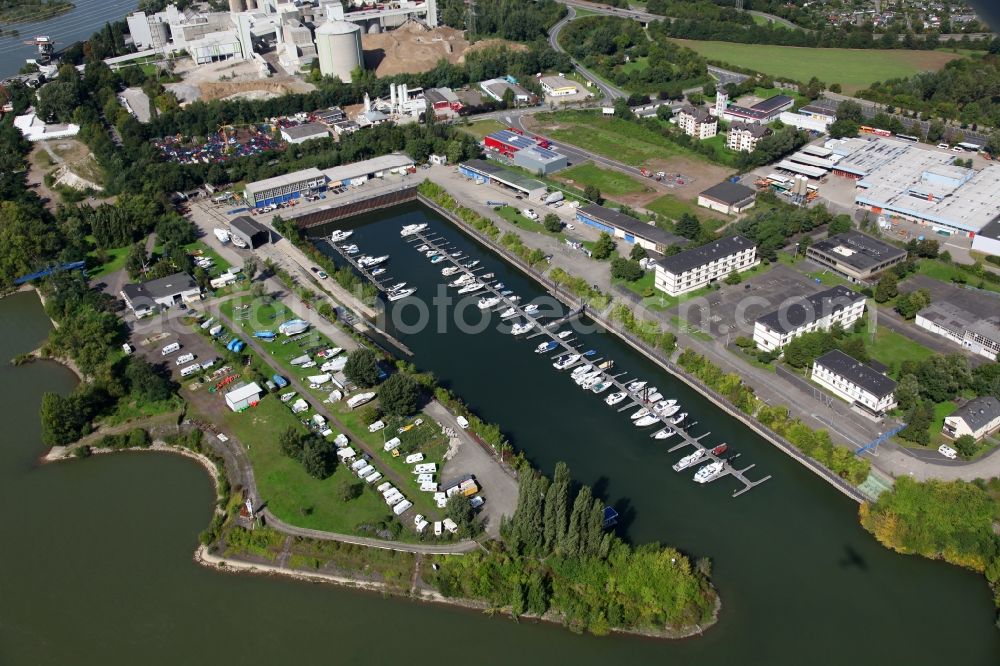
left=180, top=364, right=201, bottom=378
left=175, top=353, right=195, bottom=366
left=161, top=342, right=181, bottom=356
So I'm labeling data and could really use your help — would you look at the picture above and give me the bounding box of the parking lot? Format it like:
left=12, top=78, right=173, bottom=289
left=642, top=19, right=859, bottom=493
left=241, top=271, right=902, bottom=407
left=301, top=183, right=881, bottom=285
left=669, top=263, right=825, bottom=338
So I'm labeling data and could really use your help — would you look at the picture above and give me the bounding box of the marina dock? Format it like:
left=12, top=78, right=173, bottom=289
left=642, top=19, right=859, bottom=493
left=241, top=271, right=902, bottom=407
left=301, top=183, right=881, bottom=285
left=408, top=229, right=771, bottom=498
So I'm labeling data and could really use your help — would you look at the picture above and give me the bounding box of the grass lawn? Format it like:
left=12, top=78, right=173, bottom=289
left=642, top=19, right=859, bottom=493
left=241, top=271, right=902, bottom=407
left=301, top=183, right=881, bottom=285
left=99, top=395, right=185, bottom=427
left=863, top=327, right=929, bottom=376
left=697, top=133, right=739, bottom=167
left=616, top=270, right=655, bottom=298
left=456, top=119, right=507, bottom=140
left=496, top=205, right=548, bottom=234
left=670, top=40, right=964, bottom=93
left=917, top=259, right=1000, bottom=294
left=646, top=193, right=700, bottom=221
left=87, top=242, right=131, bottom=279
left=619, top=57, right=649, bottom=74
left=559, top=163, right=648, bottom=196
left=535, top=111, right=695, bottom=167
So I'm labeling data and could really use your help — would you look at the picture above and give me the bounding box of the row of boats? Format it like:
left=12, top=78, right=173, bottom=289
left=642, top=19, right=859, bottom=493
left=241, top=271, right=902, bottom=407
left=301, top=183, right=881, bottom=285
left=331, top=229, right=416, bottom=301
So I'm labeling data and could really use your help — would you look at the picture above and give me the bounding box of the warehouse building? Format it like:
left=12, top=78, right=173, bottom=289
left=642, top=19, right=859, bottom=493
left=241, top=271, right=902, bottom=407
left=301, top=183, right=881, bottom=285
left=121, top=272, right=201, bottom=317
left=511, top=145, right=568, bottom=175
left=811, top=350, right=897, bottom=419
left=576, top=205, right=684, bottom=253
left=225, top=382, right=262, bottom=412
left=458, top=160, right=547, bottom=199
left=916, top=295, right=1000, bottom=361
left=718, top=91, right=794, bottom=125
left=539, top=75, right=578, bottom=97
left=753, top=285, right=866, bottom=352
left=778, top=103, right=837, bottom=133
left=943, top=396, right=1000, bottom=441
left=972, top=219, right=1000, bottom=257
left=230, top=216, right=269, bottom=248
left=484, top=129, right=538, bottom=158
left=482, top=130, right=568, bottom=174
left=806, top=231, right=907, bottom=282
left=676, top=105, right=718, bottom=139
left=244, top=167, right=327, bottom=208
left=480, top=78, right=537, bottom=105
left=321, top=153, right=414, bottom=187
left=697, top=181, right=757, bottom=215
left=280, top=122, right=329, bottom=144
left=654, top=235, right=757, bottom=296
left=726, top=122, right=771, bottom=152
left=425, top=87, right=463, bottom=119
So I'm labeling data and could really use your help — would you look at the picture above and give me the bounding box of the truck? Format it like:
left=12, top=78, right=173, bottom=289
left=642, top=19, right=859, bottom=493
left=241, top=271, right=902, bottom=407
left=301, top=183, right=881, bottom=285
left=522, top=208, right=538, bottom=221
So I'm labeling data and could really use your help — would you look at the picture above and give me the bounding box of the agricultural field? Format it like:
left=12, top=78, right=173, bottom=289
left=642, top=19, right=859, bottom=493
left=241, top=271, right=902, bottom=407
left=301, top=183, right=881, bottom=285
left=558, top=163, right=649, bottom=196
left=670, top=39, right=963, bottom=93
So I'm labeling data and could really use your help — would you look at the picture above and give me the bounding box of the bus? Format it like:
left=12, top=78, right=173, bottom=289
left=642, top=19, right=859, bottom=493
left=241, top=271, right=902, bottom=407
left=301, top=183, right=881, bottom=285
left=957, top=141, right=984, bottom=153
left=896, top=134, right=920, bottom=143
left=860, top=125, right=892, bottom=137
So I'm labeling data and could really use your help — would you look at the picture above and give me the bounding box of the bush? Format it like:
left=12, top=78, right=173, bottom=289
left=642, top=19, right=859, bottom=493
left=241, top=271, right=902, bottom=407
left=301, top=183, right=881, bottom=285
left=953, top=434, right=980, bottom=458
left=379, top=373, right=420, bottom=417
left=344, top=348, right=380, bottom=387
left=610, top=257, right=643, bottom=282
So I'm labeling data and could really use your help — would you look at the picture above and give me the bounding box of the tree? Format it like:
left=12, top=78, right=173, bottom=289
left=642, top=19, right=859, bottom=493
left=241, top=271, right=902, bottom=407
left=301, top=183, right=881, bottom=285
left=543, top=462, right=570, bottom=552
left=344, top=348, right=380, bottom=387
left=873, top=272, right=899, bottom=303
left=243, top=257, right=258, bottom=282
left=610, top=257, right=643, bottom=281
left=953, top=434, right=979, bottom=458
left=894, top=374, right=920, bottom=411
left=723, top=270, right=742, bottom=285
left=629, top=244, right=646, bottom=261
left=301, top=437, right=337, bottom=479
left=543, top=213, right=562, bottom=233
left=125, top=242, right=148, bottom=280
left=337, top=478, right=363, bottom=501
left=656, top=104, right=673, bottom=121
left=39, top=392, right=86, bottom=447
left=583, top=184, right=603, bottom=204
left=592, top=232, right=616, bottom=260
left=378, top=373, right=420, bottom=416
left=827, top=215, right=852, bottom=236
left=828, top=118, right=859, bottom=139
left=124, top=357, right=173, bottom=402
left=894, top=289, right=930, bottom=319
left=675, top=213, right=702, bottom=240
left=445, top=495, right=479, bottom=537
left=279, top=427, right=306, bottom=461
left=899, top=401, right=933, bottom=445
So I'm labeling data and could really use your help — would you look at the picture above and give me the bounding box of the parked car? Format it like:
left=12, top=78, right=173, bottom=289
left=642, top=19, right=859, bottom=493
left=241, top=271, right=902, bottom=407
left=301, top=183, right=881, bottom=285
left=938, top=444, right=958, bottom=459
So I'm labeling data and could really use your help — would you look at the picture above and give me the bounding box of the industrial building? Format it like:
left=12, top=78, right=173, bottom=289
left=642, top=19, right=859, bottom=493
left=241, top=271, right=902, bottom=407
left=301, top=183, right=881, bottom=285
left=717, top=91, right=794, bottom=125
left=280, top=122, right=329, bottom=144
left=483, top=129, right=537, bottom=158
left=511, top=145, right=568, bottom=175
left=225, top=382, right=263, bottom=412
left=575, top=205, right=684, bottom=253
left=916, top=293, right=1000, bottom=362
left=726, top=122, right=771, bottom=152
left=654, top=235, right=757, bottom=296
left=121, top=272, right=201, bottom=317
left=315, top=19, right=363, bottom=81
left=697, top=181, right=757, bottom=215
left=539, top=75, right=578, bottom=97
left=972, top=219, right=1000, bottom=257
left=230, top=216, right=270, bottom=248
left=806, top=231, right=907, bottom=282
left=425, top=87, right=463, bottom=119
left=676, top=106, right=717, bottom=140
left=482, top=130, right=568, bottom=175
left=125, top=4, right=253, bottom=64
left=828, top=136, right=1000, bottom=238
left=943, top=396, right=1000, bottom=441
left=778, top=103, right=837, bottom=133
left=752, top=285, right=866, bottom=352
left=811, top=349, right=897, bottom=419
left=458, top=160, right=547, bottom=199
left=321, top=153, right=414, bottom=187
left=480, top=78, right=537, bottom=106
left=244, top=167, right=327, bottom=208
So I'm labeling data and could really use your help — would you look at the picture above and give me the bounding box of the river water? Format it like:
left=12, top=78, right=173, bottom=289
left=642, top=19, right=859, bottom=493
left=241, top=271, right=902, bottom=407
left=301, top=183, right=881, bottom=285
left=2, top=203, right=999, bottom=664
left=0, top=0, right=138, bottom=77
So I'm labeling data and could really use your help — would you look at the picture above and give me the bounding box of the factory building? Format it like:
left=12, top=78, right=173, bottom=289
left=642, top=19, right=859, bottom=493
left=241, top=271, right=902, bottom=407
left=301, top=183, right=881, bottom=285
left=425, top=87, right=463, bottom=119
left=916, top=291, right=1000, bottom=362
left=778, top=103, right=837, bottom=133
left=125, top=4, right=252, bottom=64
left=716, top=90, right=794, bottom=125
left=321, top=153, right=414, bottom=187
left=458, top=160, right=547, bottom=199
left=575, top=205, right=684, bottom=254
left=511, top=145, right=568, bottom=175
left=539, top=75, right=578, bottom=97
left=482, top=129, right=568, bottom=174
left=654, top=236, right=758, bottom=296
left=480, top=78, right=537, bottom=106
left=244, top=167, right=327, bottom=208
left=676, top=105, right=717, bottom=140
left=972, top=219, right=1000, bottom=257
left=806, top=231, right=907, bottom=283
left=280, top=122, right=330, bottom=144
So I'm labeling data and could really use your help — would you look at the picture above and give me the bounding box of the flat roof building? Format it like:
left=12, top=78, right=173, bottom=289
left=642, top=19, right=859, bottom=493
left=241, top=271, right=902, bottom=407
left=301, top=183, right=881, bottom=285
left=811, top=349, right=897, bottom=419
left=321, top=153, right=414, bottom=187
left=484, top=129, right=538, bottom=157
left=425, top=87, right=462, bottom=118
left=244, top=167, right=326, bottom=209
left=654, top=235, right=757, bottom=296
left=480, top=78, right=536, bottom=106
left=121, top=272, right=201, bottom=316
left=697, top=181, right=757, bottom=215
left=539, top=75, right=578, bottom=97
left=225, top=382, right=263, bottom=412
left=753, top=285, right=866, bottom=352
left=511, top=145, right=568, bottom=175
left=943, top=396, right=1000, bottom=441
left=280, top=122, right=329, bottom=144
left=576, top=204, right=684, bottom=253
left=806, top=231, right=908, bottom=283
left=458, top=160, right=547, bottom=199
left=916, top=294, right=1000, bottom=362
left=722, top=94, right=794, bottom=125
left=230, top=216, right=269, bottom=248
left=972, top=219, right=1000, bottom=258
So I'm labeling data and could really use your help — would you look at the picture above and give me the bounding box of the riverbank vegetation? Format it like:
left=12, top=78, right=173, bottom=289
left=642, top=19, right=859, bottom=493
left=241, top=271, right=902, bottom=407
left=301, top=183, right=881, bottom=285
left=0, top=0, right=73, bottom=23
left=860, top=477, right=1000, bottom=616
left=429, top=462, right=716, bottom=635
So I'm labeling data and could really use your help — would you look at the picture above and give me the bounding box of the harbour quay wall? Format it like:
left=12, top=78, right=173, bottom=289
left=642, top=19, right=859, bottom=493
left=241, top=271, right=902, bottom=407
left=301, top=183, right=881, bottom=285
left=416, top=193, right=867, bottom=505
left=289, top=184, right=419, bottom=230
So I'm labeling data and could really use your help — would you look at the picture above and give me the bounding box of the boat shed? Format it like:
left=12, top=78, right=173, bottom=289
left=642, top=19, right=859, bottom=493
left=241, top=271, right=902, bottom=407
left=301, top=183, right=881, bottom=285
left=576, top=204, right=684, bottom=252
left=230, top=216, right=270, bottom=248
left=225, top=382, right=263, bottom=412
left=458, top=159, right=547, bottom=199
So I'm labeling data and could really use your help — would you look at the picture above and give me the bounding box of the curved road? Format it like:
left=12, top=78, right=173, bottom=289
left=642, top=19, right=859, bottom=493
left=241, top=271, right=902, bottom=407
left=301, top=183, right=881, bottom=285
left=549, top=5, right=628, bottom=100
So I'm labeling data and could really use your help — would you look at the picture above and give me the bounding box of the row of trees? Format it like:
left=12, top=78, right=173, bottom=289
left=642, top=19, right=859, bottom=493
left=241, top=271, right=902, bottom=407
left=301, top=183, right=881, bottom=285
left=433, top=462, right=716, bottom=633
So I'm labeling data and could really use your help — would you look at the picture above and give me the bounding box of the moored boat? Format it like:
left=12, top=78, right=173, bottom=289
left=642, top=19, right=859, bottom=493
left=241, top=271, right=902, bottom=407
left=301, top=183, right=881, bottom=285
left=673, top=449, right=705, bottom=472
left=510, top=321, right=534, bottom=335
left=401, top=223, right=427, bottom=236
left=524, top=304, right=539, bottom=315
left=694, top=461, right=725, bottom=484
left=634, top=414, right=659, bottom=427
left=556, top=331, right=572, bottom=339
left=630, top=407, right=650, bottom=421
left=388, top=287, right=417, bottom=301
left=500, top=307, right=518, bottom=319
left=591, top=381, right=612, bottom=394
left=477, top=296, right=501, bottom=309
left=457, top=282, right=484, bottom=294
left=371, top=267, right=386, bottom=276
left=670, top=412, right=687, bottom=425
left=535, top=340, right=558, bottom=353
left=711, top=443, right=728, bottom=456
left=653, top=427, right=675, bottom=440
left=605, top=392, right=627, bottom=406
left=627, top=380, right=647, bottom=392
left=442, top=266, right=460, bottom=276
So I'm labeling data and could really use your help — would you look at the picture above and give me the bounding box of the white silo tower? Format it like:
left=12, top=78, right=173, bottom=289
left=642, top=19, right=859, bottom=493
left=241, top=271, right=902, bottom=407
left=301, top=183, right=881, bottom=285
left=315, top=20, right=363, bottom=82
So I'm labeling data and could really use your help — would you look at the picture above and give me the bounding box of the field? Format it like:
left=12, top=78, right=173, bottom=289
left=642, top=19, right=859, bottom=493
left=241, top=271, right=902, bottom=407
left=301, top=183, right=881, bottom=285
left=455, top=119, right=507, bottom=140
left=864, top=327, right=930, bottom=376
left=533, top=111, right=690, bottom=166
left=670, top=40, right=963, bottom=93
left=558, top=163, right=648, bottom=196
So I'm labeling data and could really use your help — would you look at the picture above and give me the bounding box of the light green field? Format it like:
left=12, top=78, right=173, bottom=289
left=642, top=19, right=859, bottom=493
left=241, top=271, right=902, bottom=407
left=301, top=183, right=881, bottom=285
left=535, top=111, right=689, bottom=166
left=864, top=327, right=929, bottom=376
left=670, top=39, right=963, bottom=93
left=456, top=119, right=507, bottom=139
left=558, top=163, right=648, bottom=196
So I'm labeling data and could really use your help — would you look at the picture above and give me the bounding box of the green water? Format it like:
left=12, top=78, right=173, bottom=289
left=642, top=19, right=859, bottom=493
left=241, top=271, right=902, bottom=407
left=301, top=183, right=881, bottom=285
left=2, top=201, right=998, bottom=664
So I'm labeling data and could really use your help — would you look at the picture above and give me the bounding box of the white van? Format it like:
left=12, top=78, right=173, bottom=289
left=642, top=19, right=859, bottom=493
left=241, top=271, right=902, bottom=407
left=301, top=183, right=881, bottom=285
left=433, top=521, right=443, bottom=536
left=180, top=364, right=201, bottom=377
left=161, top=342, right=181, bottom=356
left=175, top=353, right=195, bottom=366
left=938, top=444, right=958, bottom=459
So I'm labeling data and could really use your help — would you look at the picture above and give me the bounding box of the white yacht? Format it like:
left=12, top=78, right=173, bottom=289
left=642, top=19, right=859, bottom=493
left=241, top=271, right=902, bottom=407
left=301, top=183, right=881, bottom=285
left=371, top=267, right=386, bottom=276
left=571, top=364, right=594, bottom=378
left=552, top=354, right=580, bottom=370
left=523, top=304, right=539, bottom=315
left=330, top=230, right=353, bottom=242
left=672, top=449, right=705, bottom=472
left=670, top=412, right=687, bottom=425
left=510, top=321, right=534, bottom=335
left=500, top=307, right=518, bottom=319
left=450, top=274, right=474, bottom=287
left=361, top=255, right=389, bottom=267
left=213, top=228, right=230, bottom=244
left=591, top=381, right=612, bottom=394
left=694, top=461, right=725, bottom=484
left=556, top=331, right=572, bottom=340
left=442, top=266, right=460, bottom=276
left=341, top=243, right=358, bottom=254
left=388, top=287, right=417, bottom=301
left=416, top=244, right=429, bottom=252
left=627, top=380, right=647, bottom=392
left=630, top=407, right=650, bottom=421
left=634, top=415, right=659, bottom=427
left=425, top=250, right=438, bottom=258
left=477, top=296, right=501, bottom=309
left=605, top=392, right=627, bottom=406
left=659, top=404, right=681, bottom=418
left=646, top=391, right=664, bottom=404
left=457, top=282, right=484, bottom=294
left=653, top=427, right=675, bottom=440
left=388, top=282, right=407, bottom=292
left=576, top=371, right=602, bottom=387
left=401, top=223, right=428, bottom=236
left=535, top=341, right=558, bottom=354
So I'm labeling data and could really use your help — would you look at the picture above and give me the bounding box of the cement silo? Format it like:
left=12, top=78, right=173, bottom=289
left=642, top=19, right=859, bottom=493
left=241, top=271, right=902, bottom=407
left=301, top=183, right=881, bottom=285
left=315, top=20, right=363, bottom=82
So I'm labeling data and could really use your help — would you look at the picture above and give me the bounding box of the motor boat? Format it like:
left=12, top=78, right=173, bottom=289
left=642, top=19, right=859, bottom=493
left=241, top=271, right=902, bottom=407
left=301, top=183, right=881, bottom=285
left=430, top=255, right=446, bottom=264
left=457, top=282, right=484, bottom=294
left=388, top=287, right=417, bottom=301
left=553, top=354, right=580, bottom=370
left=556, top=331, right=572, bottom=339
left=711, top=443, right=728, bottom=456
left=462, top=260, right=480, bottom=269
left=670, top=412, right=687, bottom=425
left=634, top=415, right=659, bottom=427
left=478, top=296, right=501, bottom=309
left=442, top=266, right=460, bottom=276
left=450, top=274, right=474, bottom=287
left=581, top=374, right=603, bottom=390
left=646, top=391, right=664, bottom=403
left=523, top=304, right=539, bottom=315
left=627, top=380, right=647, bottom=392
left=598, top=360, right=614, bottom=371
left=361, top=255, right=389, bottom=267
left=341, top=244, right=359, bottom=254
left=660, top=404, right=681, bottom=418
left=653, top=427, right=675, bottom=440
left=673, top=449, right=705, bottom=472
left=535, top=341, right=558, bottom=354
left=510, top=321, right=534, bottom=335
left=279, top=320, right=309, bottom=336
left=481, top=272, right=494, bottom=279
left=371, top=267, right=386, bottom=276
left=499, top=307, right=518, bottom=319
left=231, top=235, right=248, bottom=249
left=214, top=228, right=230, bottom=244
left=450, top=251, right=462, bottom=257
left=279, top=391, right=297, bottom=403
left=401, top=223, right=428, bottom=236
left=605, top=392, right=627, bottom=406
left=630, top=407, right=650, bottom=421
left=582, top=349, right=597, bottom=357
left=694, top=461, right=725, bottom=484
left=591, top=381, right=612, bottom=394
left=330, top=230, right=353, bottom=242
left=570, top=364, right=593, bottom=378
left=576, top=370, right=601, bottom=387
left=416, top=244, right=429, bottom=252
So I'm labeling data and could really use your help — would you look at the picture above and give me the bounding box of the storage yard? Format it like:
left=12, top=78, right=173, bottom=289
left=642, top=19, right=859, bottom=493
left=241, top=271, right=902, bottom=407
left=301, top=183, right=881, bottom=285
left=362, top=23, right=526, bottom=77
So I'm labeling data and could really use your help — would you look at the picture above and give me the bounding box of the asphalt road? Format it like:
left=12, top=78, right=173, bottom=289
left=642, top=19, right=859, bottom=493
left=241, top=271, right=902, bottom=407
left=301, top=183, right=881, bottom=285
left=548, top=5, right=627, bottom=100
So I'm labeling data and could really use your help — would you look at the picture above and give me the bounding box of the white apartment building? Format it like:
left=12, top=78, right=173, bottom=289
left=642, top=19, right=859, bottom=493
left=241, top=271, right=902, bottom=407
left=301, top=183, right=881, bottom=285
left=811, top=350, right=897, bottom=419
left=943, top=396, right=1000, bottom=441
left=726, top=122, right=771, bottom=152
left=654, top=235, right=757, bottom=296
left=676, top=105, right=718, bottom=140
left=753, top=286, right=866, bottom=352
